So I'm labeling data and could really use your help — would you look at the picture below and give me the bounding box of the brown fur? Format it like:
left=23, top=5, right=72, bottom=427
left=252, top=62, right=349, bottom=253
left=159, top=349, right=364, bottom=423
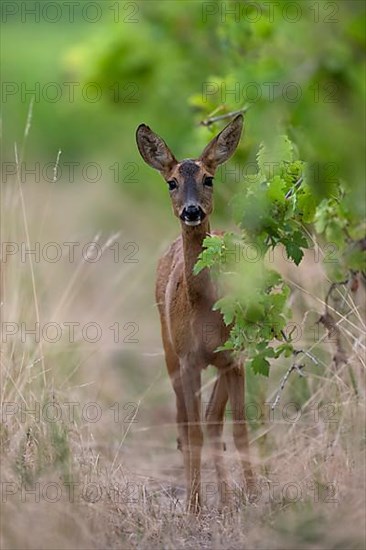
left=136, top=116, right=253, bottom=512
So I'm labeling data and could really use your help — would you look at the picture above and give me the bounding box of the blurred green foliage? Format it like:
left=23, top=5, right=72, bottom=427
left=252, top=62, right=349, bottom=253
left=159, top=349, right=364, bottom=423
left=2, top=1, right=364, bottom=218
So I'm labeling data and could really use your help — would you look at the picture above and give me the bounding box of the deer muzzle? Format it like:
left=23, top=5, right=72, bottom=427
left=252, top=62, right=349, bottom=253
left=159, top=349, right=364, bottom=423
left=180, top=204, right=205, bottom=226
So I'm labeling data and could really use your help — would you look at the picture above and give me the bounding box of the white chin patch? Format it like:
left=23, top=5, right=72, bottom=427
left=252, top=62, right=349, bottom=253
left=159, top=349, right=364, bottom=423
left=184, top=219, right=202, bottom=226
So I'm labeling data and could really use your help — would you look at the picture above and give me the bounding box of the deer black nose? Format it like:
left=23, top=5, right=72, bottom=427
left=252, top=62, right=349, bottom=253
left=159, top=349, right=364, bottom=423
left=180, top=204, right=205, bottom=226
left=184, top=205, right=201, bottom=221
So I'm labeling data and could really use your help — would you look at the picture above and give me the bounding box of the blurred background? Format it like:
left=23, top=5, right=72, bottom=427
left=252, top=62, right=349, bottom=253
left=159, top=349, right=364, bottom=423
left=1, top=1, right=365, bottom=548
left=2, top=0, right=364, bottom=212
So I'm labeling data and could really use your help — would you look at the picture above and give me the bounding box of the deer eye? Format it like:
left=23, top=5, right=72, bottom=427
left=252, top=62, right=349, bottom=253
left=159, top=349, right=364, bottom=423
left=204, top=176, right=214, bottom=187
left=167, top=180, right=178, bottom=191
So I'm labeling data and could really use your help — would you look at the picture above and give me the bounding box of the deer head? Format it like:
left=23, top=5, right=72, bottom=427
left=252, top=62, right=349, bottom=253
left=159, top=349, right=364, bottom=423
left=136, top=115, right=243, bottom=226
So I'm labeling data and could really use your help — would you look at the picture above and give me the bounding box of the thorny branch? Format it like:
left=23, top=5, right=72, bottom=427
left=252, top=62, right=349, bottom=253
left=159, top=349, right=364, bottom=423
left=272, top=363, right=305, bottom=410
left=273, top=262, right=364, bottom=408
left=272, top=331, right=319, bottom=409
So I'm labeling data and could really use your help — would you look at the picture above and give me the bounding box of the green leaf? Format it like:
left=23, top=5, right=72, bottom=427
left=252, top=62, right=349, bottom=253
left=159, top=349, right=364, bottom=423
left=203, top=235, right=224, bottom=249
left=284, top=241, right=304, bottom=265
left=214, top=298, right=235, bottom=325
left=267, top=176, right=286, bottom=203
left=245, top=302, right=265, bottom=323
left=193, top=259, right=206, bottom=275
left=194, top=235, right=225, bottom=274
left=250, top=355, right=270, bottom=376
left=297, top=188, right=317, bottom=223
left=283, top=231, right=308, bottom=265
left=275, top=343, right=294, bottom=358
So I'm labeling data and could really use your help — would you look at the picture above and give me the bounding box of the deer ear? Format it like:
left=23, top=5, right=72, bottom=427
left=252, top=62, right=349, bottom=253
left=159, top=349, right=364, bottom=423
left=199, top=114, right=243, bottom=172
left=136, top=124, right=177, bottom=174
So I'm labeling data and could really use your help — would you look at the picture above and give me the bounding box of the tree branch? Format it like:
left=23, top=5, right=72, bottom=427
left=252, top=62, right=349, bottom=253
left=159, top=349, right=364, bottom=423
left=272, top=331, right=319, bottom=409
left=200, top=106, right=250, bottom=127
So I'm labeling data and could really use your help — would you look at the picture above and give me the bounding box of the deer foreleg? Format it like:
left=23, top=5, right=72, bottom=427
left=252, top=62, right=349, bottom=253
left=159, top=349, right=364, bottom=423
left=181, top=359, right=203, bottom=513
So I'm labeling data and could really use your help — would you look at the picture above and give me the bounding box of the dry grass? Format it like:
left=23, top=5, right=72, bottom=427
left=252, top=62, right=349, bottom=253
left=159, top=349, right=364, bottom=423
left=1, top=175, right=365, bottom=550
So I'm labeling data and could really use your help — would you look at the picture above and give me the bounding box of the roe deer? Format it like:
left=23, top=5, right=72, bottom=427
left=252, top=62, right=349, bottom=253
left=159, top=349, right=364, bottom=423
left=136, top=115, right=253, bottom=513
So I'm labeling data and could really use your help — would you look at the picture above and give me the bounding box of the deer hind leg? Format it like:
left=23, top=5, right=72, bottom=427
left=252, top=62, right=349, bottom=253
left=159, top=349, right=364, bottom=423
left=181, top=359, right=203, bottom=514
left=205, top=375, right=230, bottom=509
left=225, top=363, right=255, bottom=498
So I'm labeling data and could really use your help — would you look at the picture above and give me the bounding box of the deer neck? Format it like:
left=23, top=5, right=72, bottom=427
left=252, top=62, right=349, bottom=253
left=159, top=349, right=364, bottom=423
left=181, top=218, right=213, bottom=304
